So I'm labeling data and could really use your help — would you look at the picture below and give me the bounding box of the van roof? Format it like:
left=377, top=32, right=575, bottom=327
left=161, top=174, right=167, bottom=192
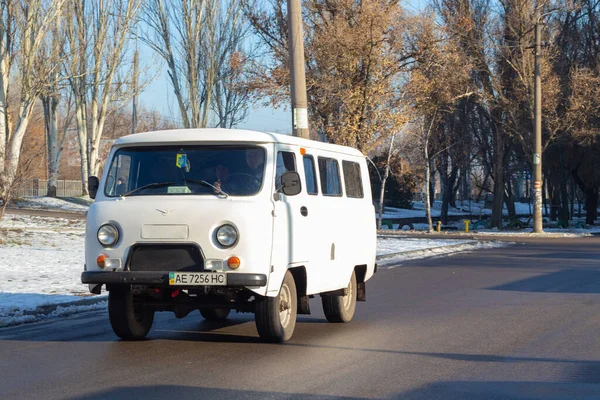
left=114, top=128, right=365, bottom=157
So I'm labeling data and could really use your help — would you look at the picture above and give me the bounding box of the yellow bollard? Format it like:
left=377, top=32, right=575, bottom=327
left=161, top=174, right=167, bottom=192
left=464, top=220, right=470, bottom=233
left=436, top=221, right=441, bottom=232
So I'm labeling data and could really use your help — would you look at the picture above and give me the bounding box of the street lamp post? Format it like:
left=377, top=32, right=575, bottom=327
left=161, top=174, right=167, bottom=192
left=287, top=0, right=310, bottom=139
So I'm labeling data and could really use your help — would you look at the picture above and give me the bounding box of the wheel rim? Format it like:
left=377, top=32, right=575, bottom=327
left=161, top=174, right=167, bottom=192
left=279, top=283, right=292, bottom=327
left=342, top=280, right=353, bottom=310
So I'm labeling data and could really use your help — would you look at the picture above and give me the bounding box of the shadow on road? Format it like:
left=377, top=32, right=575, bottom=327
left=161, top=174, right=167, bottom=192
left=394, top=381, right=600, bottom=400
left=70, top=385, right=369, bottom=400
left=487, top=269, right=600, bottom=293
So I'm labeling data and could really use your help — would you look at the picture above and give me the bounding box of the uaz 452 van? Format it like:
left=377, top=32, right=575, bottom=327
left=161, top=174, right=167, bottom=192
left=82, top=129, right=376, bottom=342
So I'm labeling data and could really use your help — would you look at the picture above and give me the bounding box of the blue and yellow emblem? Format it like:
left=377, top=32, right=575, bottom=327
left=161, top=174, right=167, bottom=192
left=169, top=272, right=175, bottom=285
left=176, top=154, right=187, bottom=169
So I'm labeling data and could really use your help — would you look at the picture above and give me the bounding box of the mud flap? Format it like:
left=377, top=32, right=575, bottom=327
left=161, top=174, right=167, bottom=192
left=298, top=295, right=311, bottom=314
left=357, top=282, right=366, bottom=302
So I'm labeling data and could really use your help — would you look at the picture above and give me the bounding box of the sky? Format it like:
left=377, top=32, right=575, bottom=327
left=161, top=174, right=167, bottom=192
left=137, top=47, right=293, bottom=134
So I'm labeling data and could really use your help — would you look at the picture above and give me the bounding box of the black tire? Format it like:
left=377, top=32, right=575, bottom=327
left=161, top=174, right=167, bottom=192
left=255, top=271, right=297, bottom=343
left=108, top=288, right=154, bottom=340
left=322, top=271, right=357, bottom=323
left=200, top=308, right=230, bottom=321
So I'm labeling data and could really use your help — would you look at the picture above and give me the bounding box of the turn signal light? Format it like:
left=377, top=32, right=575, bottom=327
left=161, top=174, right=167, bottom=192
left=227, top=256, right=241, bottom=270
left=96, top=254, right=108, bottom=268
left=300, top=147, right=306, bottom=155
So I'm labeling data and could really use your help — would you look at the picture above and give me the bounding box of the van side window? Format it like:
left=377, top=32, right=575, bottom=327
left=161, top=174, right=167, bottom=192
left=107, top=153, right=131, bottom=196
left=276, top=151, right=297, bottom=191
left=303, top=155, right=318, bottom=195
left=342, top=161, right=364, bottom=198
left=318, top=157, right=342, bottom=196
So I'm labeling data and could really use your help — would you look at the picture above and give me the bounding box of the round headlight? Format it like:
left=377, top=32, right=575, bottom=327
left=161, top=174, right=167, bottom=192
left=98, top=224, right=119, bottom=246
left=216, top=224, right=238, bottom=247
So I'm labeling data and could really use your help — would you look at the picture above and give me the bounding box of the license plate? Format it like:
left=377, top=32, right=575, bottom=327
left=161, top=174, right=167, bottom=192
left=169, top=272, right=227, bottom=286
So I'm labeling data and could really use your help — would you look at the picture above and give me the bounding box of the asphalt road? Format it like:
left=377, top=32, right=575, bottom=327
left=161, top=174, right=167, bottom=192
left=1, top=236, right=600, bottom=400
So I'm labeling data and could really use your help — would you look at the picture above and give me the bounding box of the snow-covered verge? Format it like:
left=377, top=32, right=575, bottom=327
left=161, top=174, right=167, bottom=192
left=0, top=213, right=105, bottom=326
left=377, top=240, right=510, bottom=268
left=0, top=212, right=509, bottom=328
left=12, top=196, right=91, bottom=213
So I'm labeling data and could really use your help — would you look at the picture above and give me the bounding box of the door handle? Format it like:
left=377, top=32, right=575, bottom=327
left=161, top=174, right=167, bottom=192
left=300, top=206, right=308, bottom=216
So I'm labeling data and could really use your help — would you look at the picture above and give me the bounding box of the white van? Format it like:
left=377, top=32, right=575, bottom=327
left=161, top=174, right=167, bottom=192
left=82, top=129, right=377, bottom=342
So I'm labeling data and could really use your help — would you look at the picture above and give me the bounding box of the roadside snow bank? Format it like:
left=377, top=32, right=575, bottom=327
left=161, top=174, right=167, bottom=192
left=12, top=197, right=90, bottom=213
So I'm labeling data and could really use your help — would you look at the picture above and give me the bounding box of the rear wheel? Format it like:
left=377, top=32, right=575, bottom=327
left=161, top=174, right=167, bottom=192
left=108, top=287, right=154, bottom=340
left=255, top=271, right=297, bottom=343
left=199, top=308, right=230, bottom=321
left=322, top=271, right=357, bottom=323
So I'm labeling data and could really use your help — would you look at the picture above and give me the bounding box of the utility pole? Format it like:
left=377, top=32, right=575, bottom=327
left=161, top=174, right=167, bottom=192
left=132, top=44, right=139, bottom=136
left=287, top=0, right=309, bottom=138
left=533, top=20, right=543, bottom=233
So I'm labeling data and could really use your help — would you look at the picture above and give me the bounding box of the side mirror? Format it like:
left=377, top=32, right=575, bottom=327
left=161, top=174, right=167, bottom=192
left=280, top=171, right=301, bottom=196
left=88, top=176, right=99, bottom=199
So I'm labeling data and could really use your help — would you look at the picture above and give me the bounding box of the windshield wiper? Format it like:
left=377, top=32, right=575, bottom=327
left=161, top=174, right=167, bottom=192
left=120, top=182, right=175, bottom=197
left=183, top=178, right=229, bottom=198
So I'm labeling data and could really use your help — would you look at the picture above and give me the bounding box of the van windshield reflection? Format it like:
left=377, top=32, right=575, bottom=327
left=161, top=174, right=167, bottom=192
left=104, top=146, right=265, bottom=197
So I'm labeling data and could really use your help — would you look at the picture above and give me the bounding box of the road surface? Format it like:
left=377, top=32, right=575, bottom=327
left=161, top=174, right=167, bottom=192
left=1, top=236, right=599, bottom=399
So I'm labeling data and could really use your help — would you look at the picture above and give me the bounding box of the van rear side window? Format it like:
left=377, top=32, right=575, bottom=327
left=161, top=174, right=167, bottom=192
left=342, top=161, right=364, bottom=198
left=318, top=157, right=342, bottom=196
left=303, top=155, right=318, bottom=195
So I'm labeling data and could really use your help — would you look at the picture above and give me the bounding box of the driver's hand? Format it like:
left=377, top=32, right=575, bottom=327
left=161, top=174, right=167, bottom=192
left=213, top=179, right=222, bottom=193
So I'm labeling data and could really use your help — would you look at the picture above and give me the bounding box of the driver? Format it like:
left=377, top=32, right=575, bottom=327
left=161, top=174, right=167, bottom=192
left=213, top=148, right=265, bottom=195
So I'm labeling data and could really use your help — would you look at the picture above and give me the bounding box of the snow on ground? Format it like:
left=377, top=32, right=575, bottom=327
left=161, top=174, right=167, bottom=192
left=0, top=211, right=508, bottom=328
left=377, top=237, right=474, bottom=256
left=12, top=196, right=91, bottom=213
left=0, top=213, right=105, bottom=327
left=377, top=240, right=510, bottom=268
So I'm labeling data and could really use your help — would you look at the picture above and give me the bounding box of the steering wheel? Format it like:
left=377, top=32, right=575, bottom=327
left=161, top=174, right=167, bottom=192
left=223, top=172, right=262, bottom=194
left=227, top=172, right=261, bottom=184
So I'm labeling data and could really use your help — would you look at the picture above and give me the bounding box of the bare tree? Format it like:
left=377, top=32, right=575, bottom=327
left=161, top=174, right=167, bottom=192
left=143, top=0, right=252, bottom=129
left=39, top=6, right=74, bottom=198
left=404, top=12, right=473, bottom=231
left=63, top=0, right=142, bottom=194
left=0, top=0, right=65, bottom=209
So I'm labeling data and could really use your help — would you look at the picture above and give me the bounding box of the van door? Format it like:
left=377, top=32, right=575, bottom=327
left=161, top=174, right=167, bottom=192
left=269, top=147, right=311, bottom=293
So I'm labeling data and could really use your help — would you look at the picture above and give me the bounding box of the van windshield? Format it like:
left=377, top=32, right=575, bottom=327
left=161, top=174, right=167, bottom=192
left=104, top=145, right=266, bottom=197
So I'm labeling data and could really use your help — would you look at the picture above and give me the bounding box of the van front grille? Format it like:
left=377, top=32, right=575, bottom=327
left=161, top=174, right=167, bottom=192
left=127, top=244, right=204, bottom=272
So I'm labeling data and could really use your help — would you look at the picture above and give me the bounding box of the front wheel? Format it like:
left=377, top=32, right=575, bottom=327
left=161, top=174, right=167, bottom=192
left=322, top=271, right=357, bottom=323
left=108, top=288, right=154, bottom=340
left=200, top=308, right=230, bottom=321
left=255, top=271, right=297, bottom=343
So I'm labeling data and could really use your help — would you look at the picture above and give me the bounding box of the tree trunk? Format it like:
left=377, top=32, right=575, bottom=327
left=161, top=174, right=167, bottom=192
left=428, top=158, right=435, bottom=207
left=378, top=172, right=388, bottom=230
left=490, top=127, right=505, bottom=229
left=558, top=154, right=570, bottom=222
left=0, top=59, right=8, bottom=180
left=504, top=181, right=516, bottom=218
left=42, top=96, right=60, bottom=198
left=75, top=101, right=89, bottom=196
left=584, top=188, right=598, bottom=225
left=377, top=133, right=395, bottom=230
left=440, top=166, right=458, bottom=225
left=424, top=145, right=433, bottom=233
left=4, top=102, right=33, bottom=191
